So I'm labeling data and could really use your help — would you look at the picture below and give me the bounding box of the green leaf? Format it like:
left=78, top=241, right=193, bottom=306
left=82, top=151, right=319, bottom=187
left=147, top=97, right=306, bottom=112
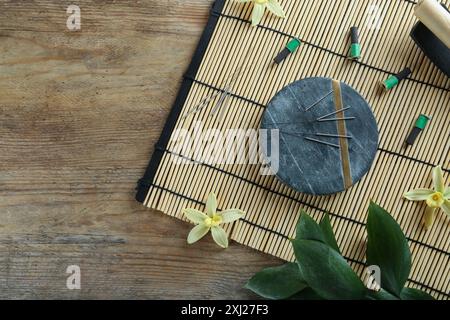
left=292, top=239, right=367, bottom=300
left=245, top=262, right=307, bottom=300
left=289, top=287, right=324, bottom=300
left=400, top=288, right=435, bottom=300
left=295, top=211, right=340, bottom=253
left=366, top=202, right=411, bottom=297
left=319, top=213, right=341, bottom=253
left=366, top=289, right=399, bottom=300
left=295, top=211, right=326, bottom=243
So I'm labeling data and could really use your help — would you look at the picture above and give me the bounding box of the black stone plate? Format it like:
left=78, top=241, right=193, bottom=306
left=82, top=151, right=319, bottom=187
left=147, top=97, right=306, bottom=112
left=260, top=77, right=379, bottom=195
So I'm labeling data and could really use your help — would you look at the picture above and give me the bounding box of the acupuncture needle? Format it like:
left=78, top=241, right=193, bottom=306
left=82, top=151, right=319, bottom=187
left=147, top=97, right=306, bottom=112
left=280, top=131, right=352, bottom=139
left=316, top=106, right=352, bottom=120
left=210, top=66, right=243, bottom=118
left=210, top=86, right=231, bottom=117
left=316, top=133, right=352, bottom=139
left=182, top=91, right=221, bottom=119
left=317, top=117, right=355, bottom=122
left=183, top=66, right=242, bottom=120
left=304, top=137, right=340, bottom=148
left=305, top=90, right=333, bottom=111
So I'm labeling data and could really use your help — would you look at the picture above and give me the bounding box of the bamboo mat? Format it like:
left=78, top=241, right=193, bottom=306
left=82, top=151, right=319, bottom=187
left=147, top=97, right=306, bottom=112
left=137, top=0, right=450, bottom=299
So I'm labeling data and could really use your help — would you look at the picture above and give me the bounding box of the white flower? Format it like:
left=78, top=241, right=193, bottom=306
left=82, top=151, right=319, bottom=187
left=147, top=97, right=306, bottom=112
left=404, top=165, right=449, bottom=230
left=238, top=0, right=286, bottom=26
left=183, top=193, right=245, bottom=248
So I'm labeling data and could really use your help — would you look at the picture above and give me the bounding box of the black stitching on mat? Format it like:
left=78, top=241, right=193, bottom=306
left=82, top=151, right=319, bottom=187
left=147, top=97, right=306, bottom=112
left=135, top=0, right=227, bottom=202
left=137, top=0, right=449, bottom=298
left=184, top=76, right=266, bottom=108
left=150, top=183, right=449, bottom=298
left=180, top=79, right=450, bottom=173
left=155, top=147, right=450, bottom=257
left=212, top=12, right=449, bottom=92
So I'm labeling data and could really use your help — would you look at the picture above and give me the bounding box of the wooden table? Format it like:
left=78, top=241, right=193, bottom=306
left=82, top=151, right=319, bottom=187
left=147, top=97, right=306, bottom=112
left=0, top=0, right=281, bottom=299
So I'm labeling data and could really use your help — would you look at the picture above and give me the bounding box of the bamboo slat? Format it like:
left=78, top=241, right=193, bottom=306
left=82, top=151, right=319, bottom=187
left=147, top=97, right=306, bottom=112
left=143, top=0, right=449, bottom=299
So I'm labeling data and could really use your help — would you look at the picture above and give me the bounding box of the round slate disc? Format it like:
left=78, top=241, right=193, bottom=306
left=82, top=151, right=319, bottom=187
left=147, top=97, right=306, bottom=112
left=260, top=77, right=378, bottom=195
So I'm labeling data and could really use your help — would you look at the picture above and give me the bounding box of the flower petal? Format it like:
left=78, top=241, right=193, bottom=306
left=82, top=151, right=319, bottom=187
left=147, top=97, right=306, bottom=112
left=432, top=165, right=445, bottom=193
left=266, top=0, right=286, bottom=18
left=211, top=226, right=229, bottom=248
left=444, top=187, right=450, bottom=200
left=183, top=208, right=208, bottom=224
left=205, top=193, right=217, bottom=217
left=187, top=224, right=210, bottom=244
left=423, top=206, right=436, bottom=230
left=442, top=200, right=450, bottom=217
left=403, top=189, right=434, bottom=201
left=251, top=3, right=265, bottom=26
left=220, top=209, right=245, bottom=223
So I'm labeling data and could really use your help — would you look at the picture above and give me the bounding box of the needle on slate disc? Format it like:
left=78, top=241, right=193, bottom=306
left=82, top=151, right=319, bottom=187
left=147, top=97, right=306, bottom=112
left=317, top=117, right=355, bottom=122
left=305, top=90, right=333, bottom=111
left=304, top=137, right=340, bottom=148
left=317, top=106, right=352, bottom=120
left=280, top=131, right=351, bottom=139
left=316, top=133, right=352, bottom=139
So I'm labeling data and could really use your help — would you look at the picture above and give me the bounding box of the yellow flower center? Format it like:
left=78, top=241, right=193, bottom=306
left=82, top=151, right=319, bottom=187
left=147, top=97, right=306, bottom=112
left=426, top=192, right=444, bottom=208
left=204, top=214, right=222, bottom=227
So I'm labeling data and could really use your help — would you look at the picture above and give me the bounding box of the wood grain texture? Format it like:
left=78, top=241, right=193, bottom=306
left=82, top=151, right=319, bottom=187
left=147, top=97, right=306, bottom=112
left=0, top=0, right=280, bottom=299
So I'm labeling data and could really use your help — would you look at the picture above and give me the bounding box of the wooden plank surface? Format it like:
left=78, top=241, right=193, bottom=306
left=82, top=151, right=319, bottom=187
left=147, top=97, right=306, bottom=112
left=0, top=0, right=280, bottom=299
